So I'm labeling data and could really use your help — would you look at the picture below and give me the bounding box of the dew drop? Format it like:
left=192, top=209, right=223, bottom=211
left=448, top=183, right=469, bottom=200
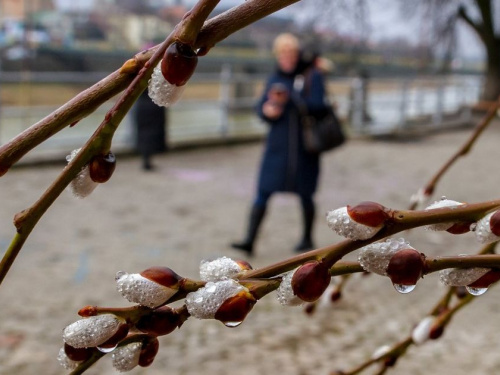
left=223, top=321, right=242, bottom=328
left=97, top=345, right=117, bottom=353
left=465, top=286, right=488, bottom=296
left=393, top=283, right=416, bottom=294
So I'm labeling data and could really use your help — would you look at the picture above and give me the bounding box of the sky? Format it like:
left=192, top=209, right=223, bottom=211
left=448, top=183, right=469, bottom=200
left=53, top=0, right=485, bottom=59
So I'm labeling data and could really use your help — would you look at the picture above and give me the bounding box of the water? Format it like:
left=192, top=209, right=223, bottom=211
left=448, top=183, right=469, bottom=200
left=223, top=321, right=243, bottom=328
left=393, top=283, right=416, bottom=294
left=465, top=286, right=488, bottom=296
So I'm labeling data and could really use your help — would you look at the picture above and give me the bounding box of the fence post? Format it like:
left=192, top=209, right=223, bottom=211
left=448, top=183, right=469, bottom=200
left=219, top=64, right=232, bottom=137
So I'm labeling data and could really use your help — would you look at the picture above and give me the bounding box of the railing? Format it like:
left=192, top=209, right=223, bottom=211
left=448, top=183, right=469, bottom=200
left=0, top=70, right=483, bottom=163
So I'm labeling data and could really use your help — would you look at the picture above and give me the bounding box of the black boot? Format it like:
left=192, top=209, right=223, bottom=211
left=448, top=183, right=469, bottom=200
left=231, top=205, right=266, bottom=256
left=295, top=204, right=315, bottom=252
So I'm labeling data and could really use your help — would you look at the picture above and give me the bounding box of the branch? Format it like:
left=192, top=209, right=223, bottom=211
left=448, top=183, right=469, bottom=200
left=457, top=5, right=486, bottom=42
left=409, top=97, right=500, bottom=209
left=0, top=0, right=300, bottom=176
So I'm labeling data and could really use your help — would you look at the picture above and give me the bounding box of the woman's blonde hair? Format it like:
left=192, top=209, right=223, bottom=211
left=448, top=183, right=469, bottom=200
left=273, top=33, right=300, bottom=56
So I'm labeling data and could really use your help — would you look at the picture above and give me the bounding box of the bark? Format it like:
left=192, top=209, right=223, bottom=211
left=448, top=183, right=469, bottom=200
left=482, top=39, right=500, bottom=101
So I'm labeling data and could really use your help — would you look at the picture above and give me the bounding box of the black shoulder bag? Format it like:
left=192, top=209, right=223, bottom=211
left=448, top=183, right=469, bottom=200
left=297, top=70, right=346, bottom=154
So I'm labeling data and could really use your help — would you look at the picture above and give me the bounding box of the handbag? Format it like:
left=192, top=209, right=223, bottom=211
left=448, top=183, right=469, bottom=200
left=302, top=106, right=345, bottom=153
left=295, top=69, right=346, bottom=154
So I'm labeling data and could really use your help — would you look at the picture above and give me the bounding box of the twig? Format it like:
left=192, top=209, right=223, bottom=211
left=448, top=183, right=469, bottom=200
left=408, top=97, right=500, bottom=210
left=0, top=0, right=300, bottom=176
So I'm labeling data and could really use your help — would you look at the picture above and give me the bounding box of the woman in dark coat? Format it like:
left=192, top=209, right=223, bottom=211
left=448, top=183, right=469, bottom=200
left=231, top=33, right=328, bottom=255
left=133, top=90, right=167, bottom=170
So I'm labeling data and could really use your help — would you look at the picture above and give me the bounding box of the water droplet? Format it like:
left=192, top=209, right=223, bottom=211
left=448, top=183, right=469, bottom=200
left=223, top=321, right=242, bottom=327
left=393, top=283, right=416, bottom=294
left=97, top=345, right=117, bottom=353
left=465, top=286, right=488, bottom=296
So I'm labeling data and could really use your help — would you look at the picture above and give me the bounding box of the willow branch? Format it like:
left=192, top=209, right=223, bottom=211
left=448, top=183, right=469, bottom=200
left=408, top=97, right=500, bottom=210
left=0, top=0, right=300, bottom=175
left=0, top=0, right=220, bottom=286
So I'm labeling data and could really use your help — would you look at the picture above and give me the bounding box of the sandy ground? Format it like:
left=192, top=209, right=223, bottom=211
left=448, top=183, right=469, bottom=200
left=1, top=119, right=500, bottom=375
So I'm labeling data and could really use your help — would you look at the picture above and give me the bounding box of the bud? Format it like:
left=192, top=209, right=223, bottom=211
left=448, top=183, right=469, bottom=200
left=424, top=198, right=464, bottom=231
left=371, top=345, right=391, bottom=360
left=475, top=211, right=500, bottom=244
left=63, top=343, right=93, bottom=362
left=112, top=342, right=142, bottom=372
left=136, top=306, right=182, bottom=336
left=386, top=249, right=425, bottom=287
left=63, top=314, right=126, bottom=349
left=78, top=305, right=98, bottom=317
left=138, top=337, right=160, bottom=367
left=213, top=290, right=256, bottom=326
left=89, top=152, right=116, bottom=183
left=291, top=261, right=331, bottom=302
left=276, top=268, right=303, bottom=306
left=97, top=323, right=129, bottom=350
left=346, top=201, right=388, bottom=228
left=411, top=316, right=434, bottom=345
left=185, top=279, right=249, bottom=320
left=116, top=267, right=181, bottom=308
left=148, top=63, right=186, bottom=107
left=358, top=238, right=413, bottom=275
left=199, top=256, right=252, bottom=282
left=57, top=347, right=83, bottom=370
left=467, top=269, right=500, bottom=289
left=304, top=303, right=316, bottom=315
left=161, top=41, right=198, bottom=86
left=445, top=221, right=473, bottom=234
left=66, top=148, right=98, bottom=198
left=439, top=267, right=490, bottom=286
left=327, top=205, right=384, bottom=240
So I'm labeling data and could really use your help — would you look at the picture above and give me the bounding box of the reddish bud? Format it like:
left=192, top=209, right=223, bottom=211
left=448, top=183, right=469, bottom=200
left=446, top=222, right=472, bottom=234
left=291, top=261, right=331, bottom=302
left=386, top=249, right=425, bottom=286
left=490, top=211, right=500, bottom=236
left=214, top=290, right=256, bottom=326
left=455, top=286, right=468, bottom=299
left=467, top=269, right=500, bottom=288
left=78, top=305, right=98, bottom=317
left=429, top=325, right=444, bottom=340
left=138, top=337, right=159, bottom=367
left=64, top=343, right=93, bottom=362
left=136, top=306, right=181, bottom=336
left=330, top=289, right=342, bottom=302
left=140, top=266, right=182, bottom=288
left=304, top=303, right=316, bottom=315
left=235, top=259, right=253, bottom=271
left=346, top=201, right=388, bottom=228
left=89, top=152, right=116, bottom=183
left=98, top=323, right=129, bottom=349
left=384, top=355, right=398, bottom=367
left=161, top=42, right=198, bottom=86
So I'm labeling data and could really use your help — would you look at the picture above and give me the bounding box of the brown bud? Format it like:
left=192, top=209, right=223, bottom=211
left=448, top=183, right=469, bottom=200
left=347, top=201, right=388, bottom=227
left=78, top=305, right=98, bottom=317
left=386, top=249, right=425, bottom=286
left=304, top=303, right=316, bottom=315
left=140, top=266, right=182, bottom=289
left=136, top=306, right=181, bottom=336
left=214, top=290, right=256, bottom=326
left=89, top=152, right=116, bottom=183
left=235, top=259, right=253, bottom=271
left=429, top=324, right=444, bottom=340
left=467, top=269, right=500, bottom=288
left=161, top=42, right=198, bottom=86
left=138, top=337, right=159, bottom=367
left=98, top=322, right=129, bottom=349
left=64, top=343, right=93, bottom=362
left=490, top=210, right=500, bottom=236
left=455, top=286, right=468, bottom=299
left=330, top=289, right=342, bottom=302
left=291, top=261, right=331, bottom=302
left=384, top=355, right=398, bottom=367
left=446, top=222, right=472, bottom=234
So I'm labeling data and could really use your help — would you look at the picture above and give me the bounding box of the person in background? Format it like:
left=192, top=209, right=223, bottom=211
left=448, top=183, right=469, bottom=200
left=231, top=33, right=328, bottom=256
left=133, top=89, right=168, bottom=171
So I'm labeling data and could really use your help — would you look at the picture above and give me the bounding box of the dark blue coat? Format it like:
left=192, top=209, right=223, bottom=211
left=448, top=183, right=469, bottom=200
left=256, top=68, right=327, bottom=197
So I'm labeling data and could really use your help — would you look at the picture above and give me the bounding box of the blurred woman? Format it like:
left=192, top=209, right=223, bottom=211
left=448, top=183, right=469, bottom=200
left=231, top=33, right=328, bottom=255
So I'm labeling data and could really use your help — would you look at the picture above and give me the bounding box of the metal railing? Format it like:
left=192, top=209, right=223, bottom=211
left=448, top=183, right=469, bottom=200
left=0, top=70, right=483, bottom=162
